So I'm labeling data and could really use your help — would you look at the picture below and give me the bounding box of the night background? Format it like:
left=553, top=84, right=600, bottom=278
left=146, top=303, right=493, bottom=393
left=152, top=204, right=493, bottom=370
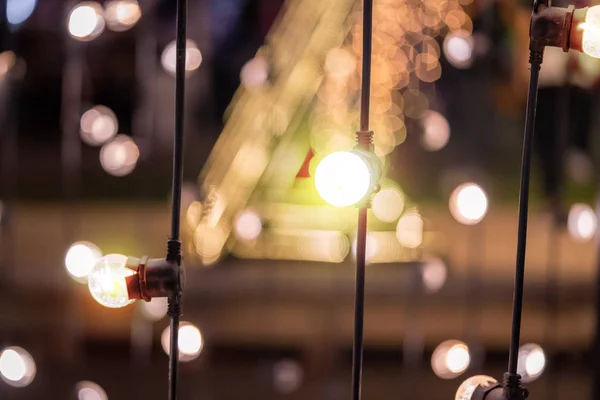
left=0, top=0, right=599, bottom=399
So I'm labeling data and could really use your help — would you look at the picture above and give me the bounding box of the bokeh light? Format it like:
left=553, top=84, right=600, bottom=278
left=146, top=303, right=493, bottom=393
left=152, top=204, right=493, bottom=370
left=568, top=203, right=597, bottom=242
left=396, top=210, right=423, bottom=248
left=432, top=340, right=471, bottom=379
left=0, top=347, right=36, bottom=388
left=273, top=360, right=304, bottom=394
left=352, top=233, right=380, bottom=264
left=372, top=187, right=405, bottom=222
left=161, top=39, right=203, bottom=76
left=87, top=254, right=136, bottom=309
left=140, top=297, right=168, bottom=322
left=449, top=183, right=488, bottom=225
left=68, top=2, right=105, bottom=41
left=193, top=223, right=228, bottom=263
left=421, top=256, right=447, bottom=293
left=65, top=241, right=103, bottom=284
left=76, top=381, right=108, bottom=400
left=104, top=0, right=141, bottom=32
left=80, top=105, right=119, bottom=147
left=240, top=55, right=270, bottom=88
left=161, top=322, right=203, bottom=362
left=324, top=48, right=356, bottom=80
left=443, top=31, right=474, bottom=69
left=421, top=110, right=450, bottom=151
left=315, top=151, right=372, bottom=207
left=6, top=0, right=37, bottom=25
left=517, top=343, right=546, bottom=383
left=99, top=135, right=140, bottom=177
left=0, top=51, right=16, bottom=78
left=234, top=210, right=263, bottom=241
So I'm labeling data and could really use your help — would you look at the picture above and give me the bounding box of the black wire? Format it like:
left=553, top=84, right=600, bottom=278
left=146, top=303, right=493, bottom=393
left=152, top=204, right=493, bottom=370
left=170, top=0, right=187, bottom=242
left=507, top=50, right=543, bottom=376
left=168, top=294, right=181, bottom=400
left=351, top=1, right=373, bottom=400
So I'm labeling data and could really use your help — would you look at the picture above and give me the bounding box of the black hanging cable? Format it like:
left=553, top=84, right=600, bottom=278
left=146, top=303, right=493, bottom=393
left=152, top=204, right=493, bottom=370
left=351, top=1, right=373, bottom=399
left=166, top=0, right=187, bottom=399
left=504, top=49, right=543, bottom=394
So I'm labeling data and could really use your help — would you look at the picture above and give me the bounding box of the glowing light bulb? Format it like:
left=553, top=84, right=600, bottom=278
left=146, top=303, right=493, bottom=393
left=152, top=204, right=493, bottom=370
left=7, top=0, right=37, bottom=25
left=314, top=151, right=373, bottom=207
left=372, top=187, right=405, bottom=222
left=65, top=241, right=103, bottom=283
left=76, top=381, right=108, bottom=400
left=517, top=343, right=546, bottom=383
left=432, top=340, right=470, bottom=379
left=87, top=254, right=135, bottom=308
left=581, top=6, right=600, bottom=58
left=104, top=0, right=141, bottom=32
left=161, top=39, right=202, bottom=76
left=0, top=347, right=36, bottom=387
left=68, top=2, right=105, bottom=41
left=234, top=210, right=263, bottom=241
left=568, top=203, right=597, bottom=241
left=455, top=375, right=497, bottom=400
left=449, top=183, right=488, bottom=225
left=161, top=322, right=203, bottom=362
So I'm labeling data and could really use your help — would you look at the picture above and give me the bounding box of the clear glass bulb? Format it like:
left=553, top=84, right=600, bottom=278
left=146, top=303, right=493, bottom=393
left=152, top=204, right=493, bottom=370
left=582, top=6, right=600, bottom=58
left=455, top=375, right=497, bottom=400
left=87, top=254, right=135, bottom=308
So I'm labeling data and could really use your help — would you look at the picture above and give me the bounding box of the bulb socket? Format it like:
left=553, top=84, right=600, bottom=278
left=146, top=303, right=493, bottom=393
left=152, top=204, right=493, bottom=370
left=126, top=257, right=181, bottom=301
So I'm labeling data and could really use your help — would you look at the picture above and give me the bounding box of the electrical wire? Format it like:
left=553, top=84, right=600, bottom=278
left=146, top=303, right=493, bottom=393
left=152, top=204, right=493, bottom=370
left=351, top=1, right=373, bottom=400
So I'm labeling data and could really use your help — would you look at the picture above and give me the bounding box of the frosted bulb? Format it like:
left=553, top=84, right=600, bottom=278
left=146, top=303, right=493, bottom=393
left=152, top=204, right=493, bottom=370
left=517, top=343, right=546, bottom=383
left=582, top=6, right=600, bottom=58
left=87, top=254, right=135, bottom=308
left=455, top=375, right=497, bottom=400
left=315, top=151, right=372, bottom=207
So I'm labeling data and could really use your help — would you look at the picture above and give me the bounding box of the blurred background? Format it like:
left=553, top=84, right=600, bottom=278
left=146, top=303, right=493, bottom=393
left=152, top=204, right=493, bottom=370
left=1, top=0, right=600, bottom=398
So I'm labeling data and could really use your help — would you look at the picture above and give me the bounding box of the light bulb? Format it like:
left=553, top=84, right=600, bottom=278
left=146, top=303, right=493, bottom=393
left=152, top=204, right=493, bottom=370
left=87, top=254, right=136, bottom=308
left=314, top=151, right=374, bottom=207
left=449, top=183, right=488, bottom=225
left=432, top=340, right=470, bottom=379
left=455, top=375, right=497, bottom=400
left=581, top=6, right=600, bottom=58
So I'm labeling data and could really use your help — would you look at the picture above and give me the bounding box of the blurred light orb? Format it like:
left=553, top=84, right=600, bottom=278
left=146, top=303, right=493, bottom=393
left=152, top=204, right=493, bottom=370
left=6, top=0, right=37, bottom=25
left=68, top=2, right=105, bottom=41
left=325, top=48, right=356, bottom=79
left=100, top=135, right=139, bottom=177
left=87, top=254, right=136, bottom=308
left=0, top=51, right=17, bottom=77
left=517, top=343, right=546, bottom=383
left=421, top=110, right=450, bottom=151
left=0, top=347, right=36, bottom=387
left=396, top=210, right=423, bottom=248
left=80, top=105, right=118, bottom=146
left=432, top=340, right=471, bottom=379
left=161, top=39, right=202, bottom=76
left=273, top=360, right=304, bottom=394
left=315, top=151, right=372, bottom=207
left=421, top=257, right=448, bottom=293
left=568, top=203, right=597, bottom=241
left=76, top=381, right=108, bottom=400
left=234, top=210, right=262, bottom=241
left=65, top=241, right=103, bottom=283
left=455, top=375, right=497, bottom=400
left=161, top=322, right=203, bottom=362
left=140, top=297, right=168, bottom=322
left=372, top=187, right=405, bottom=222
left=443, top=32, right=474, bottom=69
left=352, top=233, right=379, bottom=264
left=241, top=55, right=269, bottom=88
left=449, top=183, right=488, bottom=225
left=104, top=0, right=141, bottom=32
left=194, top=223, right=227, bottom=260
